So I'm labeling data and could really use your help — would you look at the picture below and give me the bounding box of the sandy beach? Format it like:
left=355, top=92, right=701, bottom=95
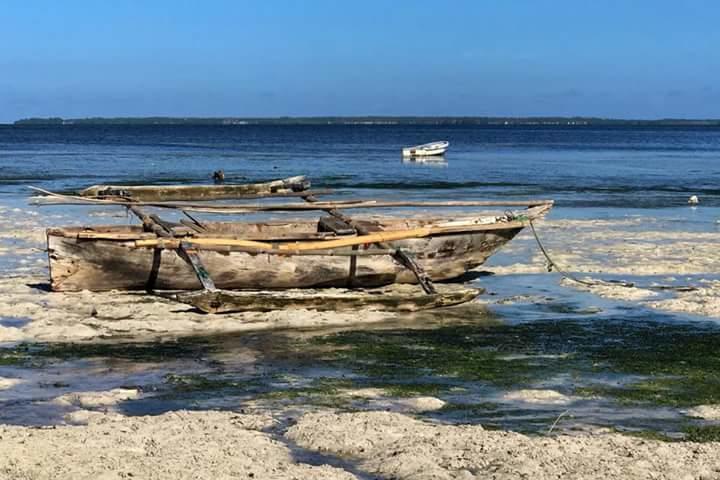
left=2, top=200, right=720, bottom=478
left=2, top=409, right=720, bottom=480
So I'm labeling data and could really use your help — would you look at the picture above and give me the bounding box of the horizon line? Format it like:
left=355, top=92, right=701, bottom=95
left=6, top=115, right=720, bottom=127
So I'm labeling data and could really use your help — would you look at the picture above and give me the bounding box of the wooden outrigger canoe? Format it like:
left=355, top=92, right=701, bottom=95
left=174, top=284, right=483, bottom=314
left=46, top=203, right=552, bottom=292
left=77, top=175, right=310, bottom=201
left=35, top=176, right=552, bottom=312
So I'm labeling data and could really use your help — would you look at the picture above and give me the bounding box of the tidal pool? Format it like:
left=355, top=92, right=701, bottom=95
left=2, top=274, right=719, bottom=441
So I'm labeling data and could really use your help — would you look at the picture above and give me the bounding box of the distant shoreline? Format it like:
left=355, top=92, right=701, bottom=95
left=10, top=116, right=720, bottom=126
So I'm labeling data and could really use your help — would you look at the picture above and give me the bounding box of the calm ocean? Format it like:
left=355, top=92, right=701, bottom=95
left=1, top=124, right=719, bottom=209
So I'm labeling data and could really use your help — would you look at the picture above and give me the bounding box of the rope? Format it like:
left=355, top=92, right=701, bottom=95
left=527, top=219, right=698, bottom=292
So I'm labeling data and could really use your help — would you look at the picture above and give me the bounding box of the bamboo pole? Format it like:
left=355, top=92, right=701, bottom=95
left=132, top=219, right=528, bottom=252
left=30, top=187, right=553, bottom=213
left=42, top=198, right=553, bottom=213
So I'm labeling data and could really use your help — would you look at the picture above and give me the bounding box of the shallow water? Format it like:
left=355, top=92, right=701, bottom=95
left=1, top=125, right=720, bottom=438
left=1, top=271, right=719, bottom=438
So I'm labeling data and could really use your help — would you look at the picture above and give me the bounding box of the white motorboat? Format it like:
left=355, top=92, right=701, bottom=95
left=402, top=141, right=449, bottom=157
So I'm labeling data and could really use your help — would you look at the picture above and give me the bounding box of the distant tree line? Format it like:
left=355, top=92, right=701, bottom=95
left=12, top=116, right=720, bottom=126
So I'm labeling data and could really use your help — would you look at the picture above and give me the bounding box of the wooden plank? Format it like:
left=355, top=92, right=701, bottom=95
left=77, top=231, right=158, bottom=240
left=174, top=285, right=482, bottom=314
left=318, top=216, right=356, bottom=235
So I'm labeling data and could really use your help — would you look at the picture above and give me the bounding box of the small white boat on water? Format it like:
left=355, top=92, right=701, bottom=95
left=402, top=141, right=449, bottom=157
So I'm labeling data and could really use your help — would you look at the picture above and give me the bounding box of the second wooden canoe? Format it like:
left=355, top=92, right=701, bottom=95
left=78, top=175, right=310, bottom=201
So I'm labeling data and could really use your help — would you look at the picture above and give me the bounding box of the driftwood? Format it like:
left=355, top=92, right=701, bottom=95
left=174, top=285, right=482, bottom=314
left=77, top=175, right=310, bottom=201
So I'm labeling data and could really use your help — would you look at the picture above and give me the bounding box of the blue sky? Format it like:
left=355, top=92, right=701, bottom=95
left=1, top=0, right=719, bottom=121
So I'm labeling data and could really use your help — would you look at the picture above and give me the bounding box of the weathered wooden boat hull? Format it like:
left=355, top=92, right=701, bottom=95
left=78, top=175, right=309, bottom=201
left=175, top=285, right=482, bottom=313
left=47, top=218, right=527, bottom=292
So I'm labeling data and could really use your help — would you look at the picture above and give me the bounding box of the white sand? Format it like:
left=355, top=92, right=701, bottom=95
left=685, top=405, right=720, bottom=421
left=2, top=409, right=720, bottom=480
left=647, top=281, right=720, bottom=318
left=53, top=388, right=141, bottom=409
left=0, top=410, right=356, bottom=480
left=503, top=389, right=573, bottom=405
left=290, top=411, right=720, bottom=479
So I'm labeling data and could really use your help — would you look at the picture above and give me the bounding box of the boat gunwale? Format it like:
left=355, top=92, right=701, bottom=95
left=46, top=208, right=547, bottom=243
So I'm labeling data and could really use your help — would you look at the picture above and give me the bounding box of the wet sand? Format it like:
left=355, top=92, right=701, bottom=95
left=2, top=202, right=720, bottom=478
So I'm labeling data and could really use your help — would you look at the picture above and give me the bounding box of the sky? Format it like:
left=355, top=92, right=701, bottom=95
left=1, top=0, right=719, bottom=122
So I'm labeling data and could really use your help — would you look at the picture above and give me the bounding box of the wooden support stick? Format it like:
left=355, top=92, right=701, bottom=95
left=177, top=243, right=217, bottom=291
left=181, top=210, right=207, bottom=231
